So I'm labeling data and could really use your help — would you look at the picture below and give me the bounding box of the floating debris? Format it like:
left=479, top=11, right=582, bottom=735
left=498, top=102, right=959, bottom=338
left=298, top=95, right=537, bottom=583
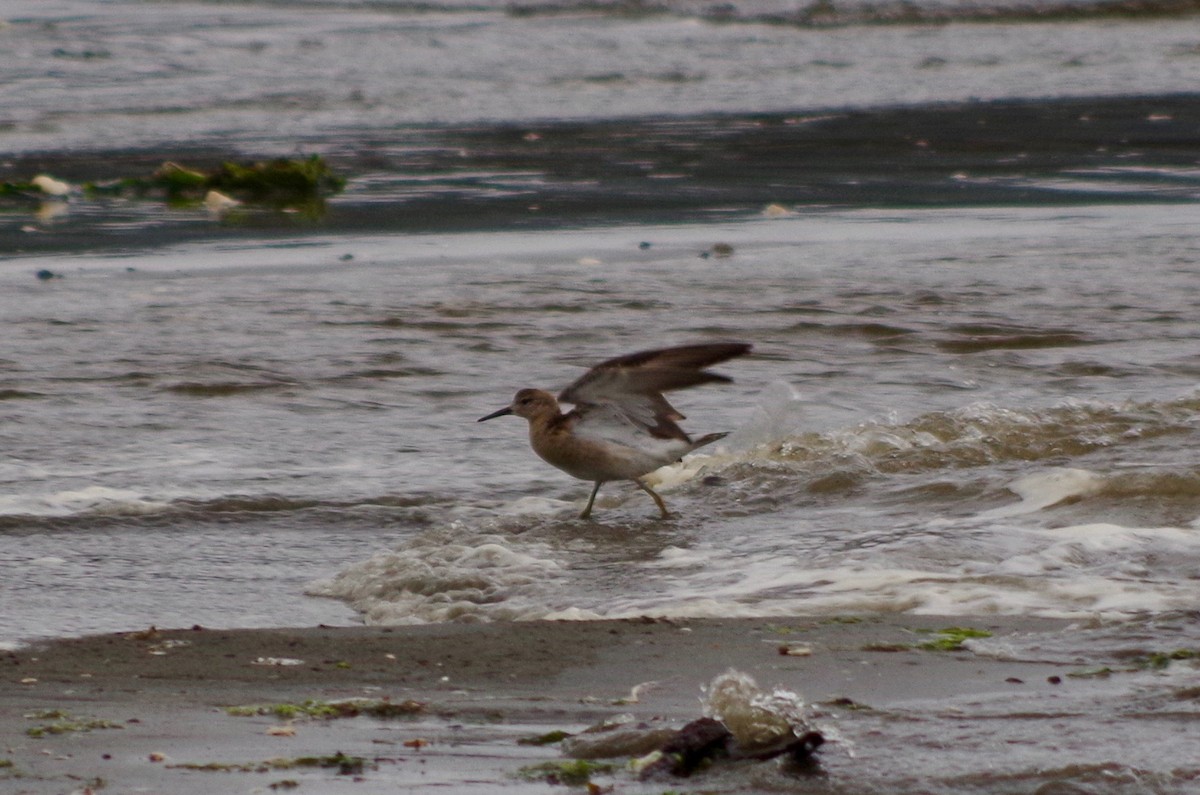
left=562, top=723, right=677, bottom=760
left=4, top=156, right=344, bottom=214
left=1133, top=648, right=1199, bottom=670
left=613, top=680, right=657, bottom=705
left=516, top=759, right=617, bottom=787
left=700, top=242, right=735, bottom=259
left=204, top=189, right=241, bottom=214
left=224, top=697, right=425, bottom=721
left=250, top=656, right=304, bottom=667
left=292, top=752, right=365, bottom=776
left=31, top=174, right=71, bottom=196
left=24, top=710, right=123, bottom=738
left=916, top=626, right=993, bottom=652
left=633, top=716, right=824, bottom=779
left=518, top=730, right=573, bottom=746
left=146, top=638, right=191, bottom=656
left=168, top=752, right=369, bottom=775
left=205, top=157, right=344, bottom=205
left=561, top=669, right=824, bottom=782
left=778, top=643, right=813, bottom=656
left=859, top=625, right=996, bottom=653
left=644, top=717, right=732, bottom=776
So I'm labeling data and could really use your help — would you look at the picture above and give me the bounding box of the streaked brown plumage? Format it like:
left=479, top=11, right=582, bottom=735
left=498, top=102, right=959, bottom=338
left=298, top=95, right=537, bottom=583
left=478, top=342, right=751, bottom=519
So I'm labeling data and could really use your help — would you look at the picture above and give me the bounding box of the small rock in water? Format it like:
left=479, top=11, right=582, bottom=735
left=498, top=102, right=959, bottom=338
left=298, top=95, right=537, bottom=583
left=700, top=242, right=735, bottom=259
left=562, top=725, right=677, bottom=760
left=35, top=269, right=61, bottom=281
left=656, top=717, right=732, bottom=776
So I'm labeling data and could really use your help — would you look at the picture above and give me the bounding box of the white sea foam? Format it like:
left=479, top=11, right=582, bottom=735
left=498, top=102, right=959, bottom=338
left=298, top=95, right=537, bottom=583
left=308, top=527, right=567, bottom=624
left=592, top=512, right=1196, bottom=621
left=318, top=464, right=1200, bottom=625
left=643, top=451, right=728, bottom=491
left=493, top=496, right=574, bottom=516
left=575, top=560, right=1197, bottom=621
left=980, top=467, right=1107, bottom=519
left=0, top=486, right=171, bottom=518
left=703, top=669, right=809, bottom=750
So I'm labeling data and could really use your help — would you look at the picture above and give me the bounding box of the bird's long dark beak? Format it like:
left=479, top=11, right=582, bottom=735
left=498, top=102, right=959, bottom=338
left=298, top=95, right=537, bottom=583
left=477, top=406, right=513, bottom=422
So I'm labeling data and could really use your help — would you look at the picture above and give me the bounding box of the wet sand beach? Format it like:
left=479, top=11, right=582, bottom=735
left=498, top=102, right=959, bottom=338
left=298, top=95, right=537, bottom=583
left=5, top=614, right=1198, bottom=794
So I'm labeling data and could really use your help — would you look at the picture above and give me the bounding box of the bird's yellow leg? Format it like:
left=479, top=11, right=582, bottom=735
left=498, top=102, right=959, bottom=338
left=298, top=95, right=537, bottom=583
left=636, top=480, right=671, bottom=519
left=579, top=481, right=603, bottom=520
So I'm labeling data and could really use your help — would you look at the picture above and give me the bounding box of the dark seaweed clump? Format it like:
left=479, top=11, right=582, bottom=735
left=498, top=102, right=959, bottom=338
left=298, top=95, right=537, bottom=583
left=119, top=157, right=346, bottom=209
left=2, top=156, right=345, bottom=213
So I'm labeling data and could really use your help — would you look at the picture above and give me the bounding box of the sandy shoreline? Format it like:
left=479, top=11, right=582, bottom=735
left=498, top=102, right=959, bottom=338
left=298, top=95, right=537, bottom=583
left=3, top=614, right=1196, bottom=794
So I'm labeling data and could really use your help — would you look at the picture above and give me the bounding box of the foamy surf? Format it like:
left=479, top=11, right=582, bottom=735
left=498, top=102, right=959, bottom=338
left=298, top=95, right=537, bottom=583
left=316, top=515, right=1200, bottom=625
left=314, top=392, right=1200, bottom=625
left=307, top=525, right=569, bottom=624
left=0, top=486, right=171, bottom=519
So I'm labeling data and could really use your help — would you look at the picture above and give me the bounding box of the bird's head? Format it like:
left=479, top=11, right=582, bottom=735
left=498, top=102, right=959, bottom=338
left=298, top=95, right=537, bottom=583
left=477, top=388, right=560, bottom=423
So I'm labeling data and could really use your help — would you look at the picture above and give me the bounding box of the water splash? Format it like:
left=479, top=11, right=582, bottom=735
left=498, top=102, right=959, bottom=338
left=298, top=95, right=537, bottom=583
left=702, top=669, right=810, bottom=752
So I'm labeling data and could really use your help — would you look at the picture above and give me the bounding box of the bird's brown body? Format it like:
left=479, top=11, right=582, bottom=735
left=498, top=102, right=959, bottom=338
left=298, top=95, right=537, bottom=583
left=478, top=343, right=751, bottom=519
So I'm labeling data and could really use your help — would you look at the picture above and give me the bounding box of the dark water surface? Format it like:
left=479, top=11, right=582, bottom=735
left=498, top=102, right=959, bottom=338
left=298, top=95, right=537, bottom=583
left=6, top=94, right=1200, bottom=254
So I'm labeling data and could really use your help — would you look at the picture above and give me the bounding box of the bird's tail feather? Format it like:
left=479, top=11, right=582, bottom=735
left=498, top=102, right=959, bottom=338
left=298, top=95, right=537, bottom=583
left=690, top=431, right=729, bottom=451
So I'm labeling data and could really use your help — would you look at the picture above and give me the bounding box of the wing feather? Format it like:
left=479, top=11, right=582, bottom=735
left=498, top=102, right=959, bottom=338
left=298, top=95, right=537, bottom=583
left=558, top=342, right=751, bottom=441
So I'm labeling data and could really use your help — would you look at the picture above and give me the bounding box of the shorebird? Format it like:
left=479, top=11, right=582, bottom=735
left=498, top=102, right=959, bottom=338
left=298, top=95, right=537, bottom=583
left=478, top=342, right=751, bottom=519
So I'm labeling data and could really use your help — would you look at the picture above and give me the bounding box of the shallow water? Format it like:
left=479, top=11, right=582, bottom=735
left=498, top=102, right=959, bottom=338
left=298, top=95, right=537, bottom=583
left=1, top=0, right=1199, bottom=645
left=3, top=202, right=1198, bottom=643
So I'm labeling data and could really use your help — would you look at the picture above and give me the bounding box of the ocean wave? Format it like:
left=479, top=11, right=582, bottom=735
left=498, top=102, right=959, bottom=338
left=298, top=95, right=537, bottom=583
left=160, top=381, right=296, bottom=397
left=0, top=489, right=447, bottom=527
left=693, top=394, right=1200, bottom=527
left=751, top=393, right=1200, bottom=476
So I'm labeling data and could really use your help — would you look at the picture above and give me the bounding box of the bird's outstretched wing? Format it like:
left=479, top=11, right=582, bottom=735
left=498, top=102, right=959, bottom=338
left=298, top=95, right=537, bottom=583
left=559, top=342, right=751, bottom=442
